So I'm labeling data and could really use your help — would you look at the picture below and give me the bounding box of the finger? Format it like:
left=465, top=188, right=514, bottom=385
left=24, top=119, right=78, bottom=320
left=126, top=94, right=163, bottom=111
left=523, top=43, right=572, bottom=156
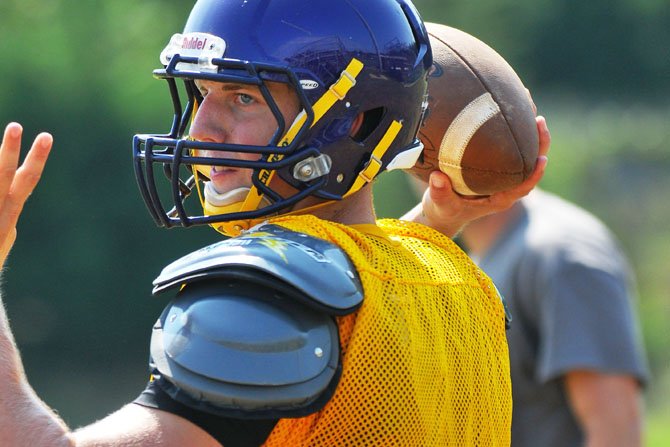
left=0, top=123, right=24, bottom=200
left=0, top=132, right=53, bottom=234
left=536, top=116, right=550, bottom=158
left=526, top=89, right=537, bottom=116
left=502, top=154, right=548, bottom=201
left=0, top=227, right=17, bottom=267
left=473, top=151, right=548, bottom=215
left=12, top=132, right=53, bottom=201
left=428, top=172, right=498, bottom=215
left=428, top=170, right=450, bottom=190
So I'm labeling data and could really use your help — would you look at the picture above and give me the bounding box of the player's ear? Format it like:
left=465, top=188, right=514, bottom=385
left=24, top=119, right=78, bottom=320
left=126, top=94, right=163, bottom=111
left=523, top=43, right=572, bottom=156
left=349, top=112, right=365, bottom=137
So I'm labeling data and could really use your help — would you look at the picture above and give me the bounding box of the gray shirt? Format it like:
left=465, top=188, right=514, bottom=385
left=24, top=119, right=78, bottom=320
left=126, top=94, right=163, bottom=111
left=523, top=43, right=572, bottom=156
left=475, top=190, right=648, bottom=447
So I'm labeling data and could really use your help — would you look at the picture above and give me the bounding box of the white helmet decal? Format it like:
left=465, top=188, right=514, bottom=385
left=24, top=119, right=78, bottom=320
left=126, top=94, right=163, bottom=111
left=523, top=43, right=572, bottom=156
left=160, top=32, right=226, bottom=73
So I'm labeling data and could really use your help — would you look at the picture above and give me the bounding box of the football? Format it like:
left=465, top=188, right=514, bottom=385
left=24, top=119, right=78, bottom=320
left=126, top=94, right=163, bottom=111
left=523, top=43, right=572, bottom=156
left=409, top=22, right=539, bottom=196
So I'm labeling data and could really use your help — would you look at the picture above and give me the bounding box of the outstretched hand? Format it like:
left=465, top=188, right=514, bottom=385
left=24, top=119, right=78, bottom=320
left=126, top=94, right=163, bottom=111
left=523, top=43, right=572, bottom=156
left=0, top=123, right=52, bottom=267
left=406, top=116, right=550, bottom=237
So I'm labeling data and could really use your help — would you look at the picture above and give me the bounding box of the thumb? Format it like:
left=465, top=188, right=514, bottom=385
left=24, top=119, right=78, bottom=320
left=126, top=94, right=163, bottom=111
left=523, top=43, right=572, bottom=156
left=427, top=171, right=456, bottom=203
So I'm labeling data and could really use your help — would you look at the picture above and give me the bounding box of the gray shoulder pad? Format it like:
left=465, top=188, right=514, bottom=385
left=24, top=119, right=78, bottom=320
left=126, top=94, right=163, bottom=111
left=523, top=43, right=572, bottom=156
left=150, top=279, right=341, bottom=417
left=152, top=224, right=363, bottom=315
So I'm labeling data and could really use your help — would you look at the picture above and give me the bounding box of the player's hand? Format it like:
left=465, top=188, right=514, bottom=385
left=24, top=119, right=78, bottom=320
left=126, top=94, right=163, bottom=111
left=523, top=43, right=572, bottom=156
left=416, top=115, right=550, bottom=237
left=0, top=123, right=52, bottom=267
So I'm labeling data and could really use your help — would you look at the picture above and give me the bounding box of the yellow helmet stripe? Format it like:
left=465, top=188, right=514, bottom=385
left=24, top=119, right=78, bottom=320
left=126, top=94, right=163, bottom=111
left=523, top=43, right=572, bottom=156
left=345, top=119, right=403, bottom=197
left=240, top=58, right=364, bottom=213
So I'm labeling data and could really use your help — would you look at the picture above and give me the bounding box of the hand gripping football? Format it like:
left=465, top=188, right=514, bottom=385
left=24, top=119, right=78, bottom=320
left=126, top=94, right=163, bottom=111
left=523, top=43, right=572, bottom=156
left=409, top=22, right=539, bottom=196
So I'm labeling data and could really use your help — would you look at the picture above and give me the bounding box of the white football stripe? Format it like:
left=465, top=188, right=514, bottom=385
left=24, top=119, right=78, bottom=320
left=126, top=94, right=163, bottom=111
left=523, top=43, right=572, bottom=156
left=439, top=92, right=501, bottom=195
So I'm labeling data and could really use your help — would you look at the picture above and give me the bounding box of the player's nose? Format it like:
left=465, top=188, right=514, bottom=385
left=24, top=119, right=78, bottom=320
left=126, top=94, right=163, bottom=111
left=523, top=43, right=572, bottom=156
left=189, top=97, right=228, bottom=144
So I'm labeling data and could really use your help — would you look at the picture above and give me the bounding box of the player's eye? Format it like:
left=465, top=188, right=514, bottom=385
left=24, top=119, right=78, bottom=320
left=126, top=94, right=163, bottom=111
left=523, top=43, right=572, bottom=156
left=238, top=93, right=254, bottom=105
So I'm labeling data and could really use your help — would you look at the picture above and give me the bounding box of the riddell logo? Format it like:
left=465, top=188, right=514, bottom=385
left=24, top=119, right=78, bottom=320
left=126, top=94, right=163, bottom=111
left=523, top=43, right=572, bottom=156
left=182, top=36, right=208, bottom=50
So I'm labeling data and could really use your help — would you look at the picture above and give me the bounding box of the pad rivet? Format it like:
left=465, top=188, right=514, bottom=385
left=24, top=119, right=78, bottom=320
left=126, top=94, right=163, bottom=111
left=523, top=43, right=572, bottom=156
left=314, top=347, right=324, bottom=358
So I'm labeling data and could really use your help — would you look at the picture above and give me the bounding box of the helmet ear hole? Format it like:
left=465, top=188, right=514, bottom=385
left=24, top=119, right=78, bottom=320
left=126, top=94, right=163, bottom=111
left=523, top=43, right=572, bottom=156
left=351, top=107, right=385, bottom=143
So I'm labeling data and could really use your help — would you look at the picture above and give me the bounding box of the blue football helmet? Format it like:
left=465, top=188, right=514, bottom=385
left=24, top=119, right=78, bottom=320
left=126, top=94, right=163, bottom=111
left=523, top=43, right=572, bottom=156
left=133, top=0, right=432, bottom=236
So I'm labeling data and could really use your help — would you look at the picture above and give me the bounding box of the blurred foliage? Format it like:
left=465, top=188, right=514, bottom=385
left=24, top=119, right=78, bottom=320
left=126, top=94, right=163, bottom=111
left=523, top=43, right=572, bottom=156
left=417, top=0, right=670, bottom=101
left=1, top=0, right=668, bottom=443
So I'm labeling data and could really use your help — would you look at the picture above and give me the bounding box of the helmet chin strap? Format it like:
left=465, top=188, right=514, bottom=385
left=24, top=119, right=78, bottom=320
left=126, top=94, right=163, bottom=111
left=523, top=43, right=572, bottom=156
left=202, top=182, right=336, bottom=238
left=203, top=183, right=249, bottom=207
left=212, top=194, right=345, bottom=237
left=198, top=181, right=272, bottom=237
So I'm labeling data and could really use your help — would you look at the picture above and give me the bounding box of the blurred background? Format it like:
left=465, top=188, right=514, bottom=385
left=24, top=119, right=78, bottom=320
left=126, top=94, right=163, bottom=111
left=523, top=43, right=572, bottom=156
left=1, top=0, right=668, bottom=444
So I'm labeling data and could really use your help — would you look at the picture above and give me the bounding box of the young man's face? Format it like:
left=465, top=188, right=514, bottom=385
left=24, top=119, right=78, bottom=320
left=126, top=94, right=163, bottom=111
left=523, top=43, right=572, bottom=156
left=190, top=79, right=300, bottom=195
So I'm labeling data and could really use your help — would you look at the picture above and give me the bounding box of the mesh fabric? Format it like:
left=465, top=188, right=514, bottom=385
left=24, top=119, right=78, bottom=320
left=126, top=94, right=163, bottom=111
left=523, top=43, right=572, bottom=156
left=262, top=215, right=511, bottom=446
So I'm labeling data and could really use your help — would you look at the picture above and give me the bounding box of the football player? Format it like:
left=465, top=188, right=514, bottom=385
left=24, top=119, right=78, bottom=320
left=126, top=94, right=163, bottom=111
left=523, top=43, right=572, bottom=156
left=0, top=0, right=547, bottom=445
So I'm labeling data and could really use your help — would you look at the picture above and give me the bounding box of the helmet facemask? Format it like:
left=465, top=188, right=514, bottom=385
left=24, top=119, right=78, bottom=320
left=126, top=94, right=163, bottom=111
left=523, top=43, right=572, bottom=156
left=134, top=53, right=337, bottom=236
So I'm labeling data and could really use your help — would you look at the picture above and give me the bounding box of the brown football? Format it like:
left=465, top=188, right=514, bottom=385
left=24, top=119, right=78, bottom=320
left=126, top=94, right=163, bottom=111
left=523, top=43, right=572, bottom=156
left=409, top=22, right=539, bottom=196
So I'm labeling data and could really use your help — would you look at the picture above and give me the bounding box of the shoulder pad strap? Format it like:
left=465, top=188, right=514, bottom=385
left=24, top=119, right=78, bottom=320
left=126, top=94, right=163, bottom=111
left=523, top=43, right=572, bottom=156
left=152, top=224, right=363, bottom=315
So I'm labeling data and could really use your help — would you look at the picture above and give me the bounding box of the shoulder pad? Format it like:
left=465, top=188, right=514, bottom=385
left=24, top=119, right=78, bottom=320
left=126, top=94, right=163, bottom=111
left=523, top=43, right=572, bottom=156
left=150, top=279, right=341, bottom=417
left=152, top=224, right=363, bottom=315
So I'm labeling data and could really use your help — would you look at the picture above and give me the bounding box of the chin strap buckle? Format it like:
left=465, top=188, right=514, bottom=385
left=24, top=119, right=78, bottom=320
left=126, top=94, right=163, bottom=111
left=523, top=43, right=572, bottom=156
left=293, top=154, right=333, bottom=182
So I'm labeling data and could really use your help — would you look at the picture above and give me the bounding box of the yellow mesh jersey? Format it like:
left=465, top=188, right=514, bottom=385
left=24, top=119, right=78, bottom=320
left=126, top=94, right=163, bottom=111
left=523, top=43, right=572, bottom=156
left=262, top=215, right=511, bottom=447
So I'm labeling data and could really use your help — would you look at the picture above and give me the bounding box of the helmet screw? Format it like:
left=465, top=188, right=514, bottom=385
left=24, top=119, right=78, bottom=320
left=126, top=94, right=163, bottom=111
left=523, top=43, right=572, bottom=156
left=337, top=174, right=344, bottom=183
left=299, top=164, right=314, bottom=178
left=314, top=347, right=324, bottom=358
